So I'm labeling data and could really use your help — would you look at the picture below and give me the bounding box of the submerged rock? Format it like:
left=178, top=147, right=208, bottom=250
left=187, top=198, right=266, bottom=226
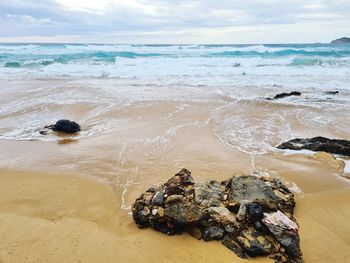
left=267, top=91, right=301, bottom=100
left=324, top=91, right=339, bottom=95
left=277, top=136, right=350, bottom=157
left=132, top=169, right=303, bottom=262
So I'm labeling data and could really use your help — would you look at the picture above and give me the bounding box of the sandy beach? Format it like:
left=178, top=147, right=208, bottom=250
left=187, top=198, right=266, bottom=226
left=0, top=43, right=350, bottom=262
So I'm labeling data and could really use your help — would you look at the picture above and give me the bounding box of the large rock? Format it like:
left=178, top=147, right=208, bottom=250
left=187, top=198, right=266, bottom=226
left=277, top=136, right=350, bottom=157
left=229, top=175, right=278, bottom=209
left=132, top=169, right=303, bottom=263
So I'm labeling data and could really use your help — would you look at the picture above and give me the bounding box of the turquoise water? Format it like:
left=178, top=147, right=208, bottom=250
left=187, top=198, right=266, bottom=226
left=1, top=43, right=350, bottom=68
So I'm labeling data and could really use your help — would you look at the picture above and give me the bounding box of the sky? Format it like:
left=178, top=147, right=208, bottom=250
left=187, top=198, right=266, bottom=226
left=0, top=0, right=349, bottom=44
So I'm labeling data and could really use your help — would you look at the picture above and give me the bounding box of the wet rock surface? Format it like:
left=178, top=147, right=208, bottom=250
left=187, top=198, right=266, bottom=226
left=132, top=168, right=303, bottom=262
left=277, top=136, right=350, bottom=157
left=267, top=91, right=301, bottom=100
left=38, top=119, right=81, bottom=135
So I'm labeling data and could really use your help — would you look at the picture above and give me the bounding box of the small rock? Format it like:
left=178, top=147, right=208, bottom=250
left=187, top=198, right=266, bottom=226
left=152, top=208, right=158, bottom=216
left=152, top=192, right=164, bottom=206
left=206, top=206, right=238, bottom=226
left=165, top=195, right=183, bottom=205
left=51, top=119, right=81, bottom=133
left=202, top=226, right=225, bottom=241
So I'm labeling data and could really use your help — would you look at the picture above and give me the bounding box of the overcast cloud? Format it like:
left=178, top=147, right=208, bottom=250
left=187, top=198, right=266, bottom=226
left=0, top=0, right=349, bottom=43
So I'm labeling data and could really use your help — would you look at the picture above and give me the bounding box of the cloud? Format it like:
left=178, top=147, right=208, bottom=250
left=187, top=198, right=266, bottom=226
left=0, top=0, right=349, bottom=43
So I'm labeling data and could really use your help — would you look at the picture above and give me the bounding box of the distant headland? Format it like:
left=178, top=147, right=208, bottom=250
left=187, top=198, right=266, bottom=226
left=331, top=37, right=350, bottom=44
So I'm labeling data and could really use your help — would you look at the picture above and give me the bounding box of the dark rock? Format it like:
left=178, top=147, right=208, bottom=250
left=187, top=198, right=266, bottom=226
left=268, top=91, right=301, bottom=100
left=330, top=37, right=350, bottom=44
left=51, top=119, right=80, bottom=133
left=151, top=192, right=164, bottom=206
left=203, top=226, right=225, bottom=241
left=277, top=136, right=350, bottom=157
left=131, top=169, right=303, bottom=262
left=324, top=91, right=339, bottom=95
left=247, top=203, right=264, bottom=221
left=237, top=228, right=274, bottom=257
left=229, top=175, right=278, bottom=209
left=222, top=235, right=247, bottom=259
left=194, top=180, right=222, bottom=208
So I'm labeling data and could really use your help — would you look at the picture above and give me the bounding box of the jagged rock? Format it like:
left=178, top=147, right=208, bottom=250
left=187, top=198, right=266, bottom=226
left=267, top=91, right=301, bottom=100
left=132, top=169, right=303, bottom=262
left=312, top=152, right=345, bottom=173
left=229, top=175, right=278, bottom=209
left=237, top=228, right=274, bottom=257
left=277, top=136, right=350, bottom=157
left=164, top=168, right=194, bottom=195
left=262, top=211, right=301, bottom=258
left=203, top=226, right=225, bottom=241
left=194, top=180, right=222, bottom=207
